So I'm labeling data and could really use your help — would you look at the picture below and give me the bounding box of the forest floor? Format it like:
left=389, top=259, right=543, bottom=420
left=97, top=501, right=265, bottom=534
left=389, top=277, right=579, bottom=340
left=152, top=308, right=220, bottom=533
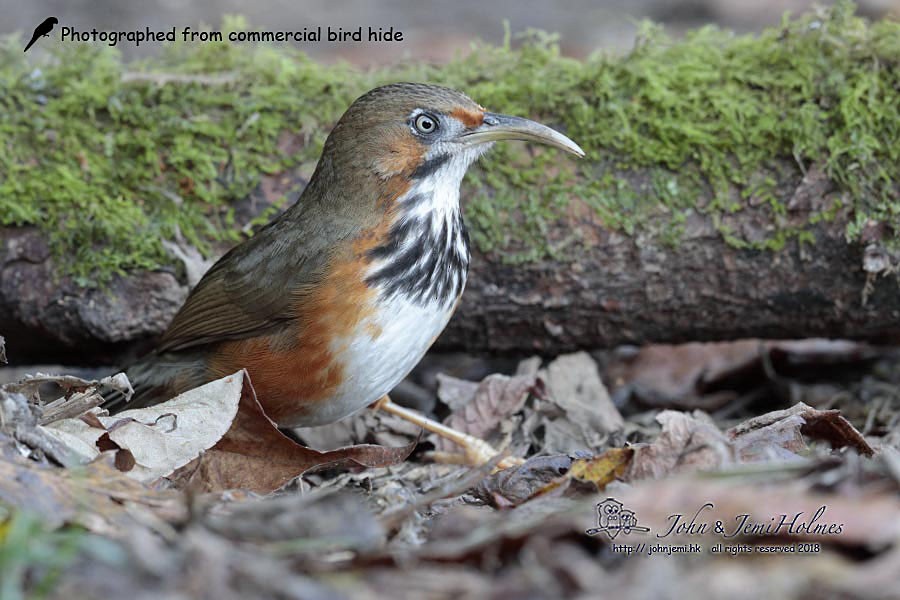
left=1, top=337, right=898, bottom=599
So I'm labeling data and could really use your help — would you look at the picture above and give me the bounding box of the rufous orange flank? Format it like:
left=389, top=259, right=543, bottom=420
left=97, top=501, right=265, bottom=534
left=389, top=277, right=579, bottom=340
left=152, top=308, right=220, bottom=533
left=105, top=83, right=583, bottom=463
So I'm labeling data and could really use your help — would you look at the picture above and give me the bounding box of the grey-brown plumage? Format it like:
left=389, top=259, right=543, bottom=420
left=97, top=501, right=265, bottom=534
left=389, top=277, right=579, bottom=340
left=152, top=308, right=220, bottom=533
left=103, top=83, right=583, bottom=429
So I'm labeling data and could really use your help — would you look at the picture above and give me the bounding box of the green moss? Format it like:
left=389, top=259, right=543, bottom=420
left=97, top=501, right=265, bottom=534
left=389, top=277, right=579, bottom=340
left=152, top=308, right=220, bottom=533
left=1, top=2, right=899, bottom=280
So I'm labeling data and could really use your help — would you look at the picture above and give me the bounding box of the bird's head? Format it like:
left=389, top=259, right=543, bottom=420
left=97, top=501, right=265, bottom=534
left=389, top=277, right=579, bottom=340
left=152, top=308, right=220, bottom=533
left=311, top=83, right=583, bottom=207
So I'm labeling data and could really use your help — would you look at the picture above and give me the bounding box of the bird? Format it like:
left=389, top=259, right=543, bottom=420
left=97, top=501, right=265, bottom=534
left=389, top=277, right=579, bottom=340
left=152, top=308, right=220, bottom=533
left=104, top=82, right=583, bottom=466
left=23, top=17, right=58, bottom=53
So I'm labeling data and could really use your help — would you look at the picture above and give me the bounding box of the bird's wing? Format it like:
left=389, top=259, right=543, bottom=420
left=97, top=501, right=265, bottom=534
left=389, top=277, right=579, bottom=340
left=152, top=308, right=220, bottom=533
left=157, top=209, right=342, bottom=353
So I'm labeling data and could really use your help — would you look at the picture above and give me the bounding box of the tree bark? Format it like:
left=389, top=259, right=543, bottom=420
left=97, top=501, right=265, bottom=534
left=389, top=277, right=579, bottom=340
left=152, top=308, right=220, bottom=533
left=2, top=165, right=898, bottom=365
left=453, top=208, right=899, bottom=353
left=0, top=226, right=187, bottom=364
left=448, top=164, right=900, bottom=352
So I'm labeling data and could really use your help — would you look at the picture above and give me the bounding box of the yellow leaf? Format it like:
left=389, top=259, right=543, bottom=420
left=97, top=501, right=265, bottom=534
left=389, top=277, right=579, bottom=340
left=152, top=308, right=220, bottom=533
left=568, top=447, right=634, bottom=488
left=534, top=447, right=635, bottom=498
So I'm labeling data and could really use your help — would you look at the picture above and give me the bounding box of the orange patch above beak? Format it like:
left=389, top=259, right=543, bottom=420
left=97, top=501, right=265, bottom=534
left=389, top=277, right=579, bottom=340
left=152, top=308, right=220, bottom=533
left=450, top=107, right=485, bottom=129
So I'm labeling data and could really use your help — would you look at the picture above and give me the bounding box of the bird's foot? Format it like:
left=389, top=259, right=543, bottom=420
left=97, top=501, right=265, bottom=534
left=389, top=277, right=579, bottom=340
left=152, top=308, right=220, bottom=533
left=371, top=395, right=523, bottom=470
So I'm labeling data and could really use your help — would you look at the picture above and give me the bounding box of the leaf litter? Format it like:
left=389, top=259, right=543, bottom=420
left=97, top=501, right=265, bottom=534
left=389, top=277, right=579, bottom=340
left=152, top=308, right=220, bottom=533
left=0, top=344, right=898, bottom=599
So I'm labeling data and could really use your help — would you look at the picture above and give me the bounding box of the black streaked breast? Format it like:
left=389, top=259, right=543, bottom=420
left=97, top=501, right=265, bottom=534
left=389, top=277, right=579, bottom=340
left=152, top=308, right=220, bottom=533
left=365, top=195, right=469, bottom=307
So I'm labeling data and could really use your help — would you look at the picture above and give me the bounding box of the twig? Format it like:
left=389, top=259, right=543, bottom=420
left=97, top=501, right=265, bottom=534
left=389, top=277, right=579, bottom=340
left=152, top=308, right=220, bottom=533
left=39, top=389, right=106, bottom=424
left=2, top=372, right=133, bottom=424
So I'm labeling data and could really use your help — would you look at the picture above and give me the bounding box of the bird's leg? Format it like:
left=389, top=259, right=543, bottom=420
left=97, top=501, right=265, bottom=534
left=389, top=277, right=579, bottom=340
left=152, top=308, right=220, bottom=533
left=371, top=395, right=523, bottom=469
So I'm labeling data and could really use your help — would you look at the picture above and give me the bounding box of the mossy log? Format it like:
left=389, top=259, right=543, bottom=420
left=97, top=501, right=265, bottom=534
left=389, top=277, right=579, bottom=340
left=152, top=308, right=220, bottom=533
left=2, top=163, right=898, bottom=364
left=453, top=170, right=900, bottom=353
left=2, top=4, right=900, bottom=363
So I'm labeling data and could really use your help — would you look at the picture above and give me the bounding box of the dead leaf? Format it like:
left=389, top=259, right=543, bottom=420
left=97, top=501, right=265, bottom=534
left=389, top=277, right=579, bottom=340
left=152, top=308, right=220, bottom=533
left=567, top=447, right=634, bottom=487
left=729, top=402, right=875, bottom=459
left=729, top=414, right=809, bottom=462
left=0, top=448, right=183, bottom=536
left=420, top=495, right=589, bottom=561
left=294, top=404, right=421, bottom=451
left=627, top=410, right=734, bottom=480
left=435, top=354, right=622, bottom=460
left=170, top=371, right=416, bottom=493
left=435, top=373, right=543, bottom=453
left=606, top=339, right=880, bottom=410
left=1, top=371, right=133, bottom=427
left=533, top=447, right=635, bottom=500
left=528, top=352, right=624, bottom=454
left=436, top=373, right=481, bottom=412
left=625, top=403, right=874, bottom=481
left=38, top=416, right=106, bottom=463
left=1, top=388, right=88, bottom=468
left=205, top=490, right=385, bottom=552
left=43, top=372, right=244, bottom=482
left=543, top=352, right=624, bottom=433
left=472, top=454, right=576, bottom=508
left=470, top=448, right=634, bottom=509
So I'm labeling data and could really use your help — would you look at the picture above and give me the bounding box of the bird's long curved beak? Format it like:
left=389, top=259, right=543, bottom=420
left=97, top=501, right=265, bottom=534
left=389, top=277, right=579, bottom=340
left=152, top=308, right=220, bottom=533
left=456, top=112, right=585, bottom=158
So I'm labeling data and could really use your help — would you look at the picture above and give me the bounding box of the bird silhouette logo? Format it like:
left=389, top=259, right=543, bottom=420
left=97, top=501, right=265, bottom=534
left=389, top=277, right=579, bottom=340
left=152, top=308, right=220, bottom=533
left=585, top=498, right=650, bottom=539
left=24, top=16, right=58, bottom=53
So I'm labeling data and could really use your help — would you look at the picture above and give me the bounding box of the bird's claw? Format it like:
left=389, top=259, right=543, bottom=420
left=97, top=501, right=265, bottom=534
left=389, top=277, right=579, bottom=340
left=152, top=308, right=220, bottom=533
left=454, top=435, right=525, bottom=470
left=373, top=395, right=524, bottom=470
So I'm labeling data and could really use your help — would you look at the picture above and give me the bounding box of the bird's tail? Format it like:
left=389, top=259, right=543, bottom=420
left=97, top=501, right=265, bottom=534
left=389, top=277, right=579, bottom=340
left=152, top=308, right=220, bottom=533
left=102, top=351, right=209, bottom=413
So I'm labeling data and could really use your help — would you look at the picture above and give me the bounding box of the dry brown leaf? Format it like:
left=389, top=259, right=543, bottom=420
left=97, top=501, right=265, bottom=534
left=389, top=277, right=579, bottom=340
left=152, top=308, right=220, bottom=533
left=534, top=447, right=635, bottom=499
left=39, top=372, right=134, bottom=424
left=435, top=373, right=543, bottom=452
left=38, top=415, right=107, bottom=462
left=627, top=410, right=735, bottom=480
left=294, top=403, right=421, bottom=451
left=419, top=495, right=589, bottom=562
left=42, top=372, right=244, bottom=481
left=436, top=354, right=622, bottom=459
left=626, top=403, right=874, bottom=482
left=0, top=448, right=183, bottom=536
left=605, top=341, right=755, bottom=409
left=728, top=402, right=875, bottom=458
left=170, top=371, right=416, bottom=493
left=471, top=448, right=634, bottom=509
left=471, top=454, right=576, bottom=508
left=606, top=339, right=880, bottom=410
left=436, top=373, right=480, bottom=412
left=102, top=373, right=243, bottom=481
left=543, top=352, right=624, bottom=433
left=526, top=352, right=624, bottom=454
left=729, top=414, right=809, bottom=462
left=205, top=491, right=385, bottom=551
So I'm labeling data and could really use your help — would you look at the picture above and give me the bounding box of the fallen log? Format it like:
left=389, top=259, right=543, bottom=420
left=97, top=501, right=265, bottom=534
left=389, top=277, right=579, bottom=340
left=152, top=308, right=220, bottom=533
left=2, top=162, right=898, bottom=364
left=2, top=6, right=899, bottom=363
left=452, top=167, right=900, bottom=352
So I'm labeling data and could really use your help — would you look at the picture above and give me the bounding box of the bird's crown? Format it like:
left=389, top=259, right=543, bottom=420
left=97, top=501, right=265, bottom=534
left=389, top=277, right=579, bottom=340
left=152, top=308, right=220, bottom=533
left=320, top=83, right=488, bottom=181
left=318, top=81, right=580, bottom=186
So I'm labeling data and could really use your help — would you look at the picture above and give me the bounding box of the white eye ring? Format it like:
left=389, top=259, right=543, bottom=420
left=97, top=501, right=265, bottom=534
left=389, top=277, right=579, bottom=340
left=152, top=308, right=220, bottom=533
left=414, top=113, right=438, bottom=134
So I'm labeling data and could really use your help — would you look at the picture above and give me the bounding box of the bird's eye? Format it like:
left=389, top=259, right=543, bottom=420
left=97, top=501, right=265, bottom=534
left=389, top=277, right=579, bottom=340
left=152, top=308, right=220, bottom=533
left=414, top=113, right=438, bottom=135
